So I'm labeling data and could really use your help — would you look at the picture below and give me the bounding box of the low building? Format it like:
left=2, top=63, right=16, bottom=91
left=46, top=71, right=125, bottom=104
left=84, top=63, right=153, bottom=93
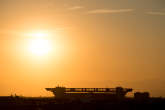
left=134, top=92, right=150, bottom=100
left=45, top=86, right=133, bottom=100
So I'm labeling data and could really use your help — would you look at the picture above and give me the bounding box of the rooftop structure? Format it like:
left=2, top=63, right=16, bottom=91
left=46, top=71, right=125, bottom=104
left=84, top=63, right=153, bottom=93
left=45, top=86, right=133, bottom=99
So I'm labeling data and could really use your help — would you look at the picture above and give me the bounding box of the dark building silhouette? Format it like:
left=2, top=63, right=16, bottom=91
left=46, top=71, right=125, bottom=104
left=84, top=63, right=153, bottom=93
left=134, top=92, right=150, bottom=100
left=1, top=88, right=165, bottom=110
left=45, top=86, right=133, bottom=100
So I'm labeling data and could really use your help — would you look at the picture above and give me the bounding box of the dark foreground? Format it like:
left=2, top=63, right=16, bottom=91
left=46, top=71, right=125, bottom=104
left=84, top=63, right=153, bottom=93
left=0, top=96, right=165, bottom=110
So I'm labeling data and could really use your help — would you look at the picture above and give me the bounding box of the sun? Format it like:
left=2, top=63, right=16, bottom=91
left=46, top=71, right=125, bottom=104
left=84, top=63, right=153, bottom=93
left=29, top=38, right=52, bottom=56
left=27, top=31, right=52, bottom=56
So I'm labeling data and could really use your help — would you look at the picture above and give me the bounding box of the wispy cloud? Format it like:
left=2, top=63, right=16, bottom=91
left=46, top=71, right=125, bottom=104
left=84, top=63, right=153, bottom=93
left=147, top=11, right=165, bottom=16
left=87, top=9, right=134, bottom=14
left=68, top=6, right=84, bottom=10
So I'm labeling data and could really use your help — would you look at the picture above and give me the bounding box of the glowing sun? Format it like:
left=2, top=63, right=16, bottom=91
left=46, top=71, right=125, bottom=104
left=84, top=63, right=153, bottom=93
left=27, top=31, right=52, bottom=56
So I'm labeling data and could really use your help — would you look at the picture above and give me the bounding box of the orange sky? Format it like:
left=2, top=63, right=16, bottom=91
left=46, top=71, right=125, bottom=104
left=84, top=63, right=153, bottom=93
left=0, top=0, right=165, bottom=97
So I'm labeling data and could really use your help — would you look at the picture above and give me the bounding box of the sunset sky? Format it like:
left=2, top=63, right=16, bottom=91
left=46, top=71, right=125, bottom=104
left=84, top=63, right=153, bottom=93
left=0, top=0, right=165, bottom=97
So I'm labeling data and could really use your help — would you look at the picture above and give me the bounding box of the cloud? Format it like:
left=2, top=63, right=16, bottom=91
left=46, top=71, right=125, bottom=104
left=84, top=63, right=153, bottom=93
left=147, top=11, right=165, bottom=16
left=68, top=6, right=84, bottom=10
left=87, top=9, right=134, bottom=14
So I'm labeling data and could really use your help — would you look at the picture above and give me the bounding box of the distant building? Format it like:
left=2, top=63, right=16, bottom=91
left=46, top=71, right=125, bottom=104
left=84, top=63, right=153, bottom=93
left=134, top=92, right=150, bottom=100
left=45, top=86, right=133, bottom=100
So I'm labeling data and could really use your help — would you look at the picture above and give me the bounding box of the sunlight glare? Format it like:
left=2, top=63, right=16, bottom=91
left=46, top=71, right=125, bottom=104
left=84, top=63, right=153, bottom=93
left=27, top=31, right=52, bottom=56
left=29, top=38, right=52, bottom=56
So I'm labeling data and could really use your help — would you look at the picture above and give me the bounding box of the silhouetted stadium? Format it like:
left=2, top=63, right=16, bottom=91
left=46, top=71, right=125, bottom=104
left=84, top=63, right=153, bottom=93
left=45, top=86, right=133, bottom=100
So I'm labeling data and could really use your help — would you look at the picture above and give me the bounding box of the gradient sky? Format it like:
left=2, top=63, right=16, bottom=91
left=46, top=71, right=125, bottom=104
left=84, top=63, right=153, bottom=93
left=0, top=0, right=165, bottom=97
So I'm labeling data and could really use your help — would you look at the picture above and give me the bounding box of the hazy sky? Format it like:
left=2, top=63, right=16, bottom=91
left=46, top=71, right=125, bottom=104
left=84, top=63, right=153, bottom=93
left=0, top=0, right=165, bottom=97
